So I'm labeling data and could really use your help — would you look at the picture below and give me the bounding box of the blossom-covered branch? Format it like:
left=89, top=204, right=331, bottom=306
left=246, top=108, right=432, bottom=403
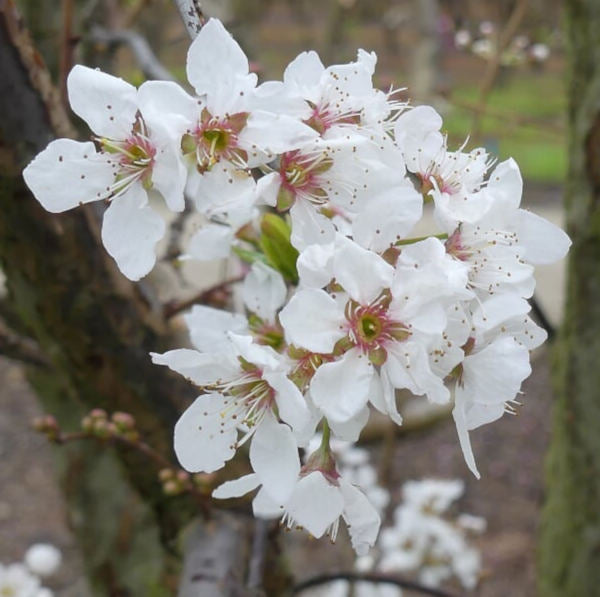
left=22, top=16, right=571, bottom=560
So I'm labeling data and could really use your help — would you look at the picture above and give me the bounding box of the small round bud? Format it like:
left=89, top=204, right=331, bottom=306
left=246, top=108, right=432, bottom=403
left=25, top=543, right=62, bottom=577
left=89, top=408, right=107, bottom=420
left=112, top=412, right=135, bottom=431
left=32, top=416, right=47, bottom=432
left=92, top=419, right=111, bottom=438
left=163, top=480, right=180, bottom=495
left=192, top=472, right=216, bottom=487
left=158, top=468, right=174, bottom=482
left=176, top=470, right=190, bottom=483
left=81, top=416, right=94, bottom=432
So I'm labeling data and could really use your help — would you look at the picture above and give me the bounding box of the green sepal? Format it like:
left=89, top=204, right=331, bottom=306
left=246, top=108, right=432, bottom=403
left=259, top=213, right=299, bottom=284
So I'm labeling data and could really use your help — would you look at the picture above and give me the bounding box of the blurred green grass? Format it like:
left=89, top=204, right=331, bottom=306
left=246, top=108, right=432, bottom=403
left=443, top=72, right=566, bottom=184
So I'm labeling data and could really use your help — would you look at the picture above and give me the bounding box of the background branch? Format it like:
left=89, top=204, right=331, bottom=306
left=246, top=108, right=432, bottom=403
left=293, top=572, right=460, bottom=597
left=174, top=0, right=206, bottom=40
left=89, top=25, right=176, bottom=81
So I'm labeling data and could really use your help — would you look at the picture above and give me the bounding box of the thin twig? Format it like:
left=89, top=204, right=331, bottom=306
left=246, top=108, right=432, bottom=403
left=163, top=275, right=245, bottom=319
left=448, top=97, right=564, bottom=137
left=122, top=0, right=152, bottom=28
left=530, top=295, right=556, bottom=341
left=471, top=0, right=529, bottom=141
left=49, top=428, right=211, bottom=515
left=89, top=25, right=175, bottom=81
left=54, top=429, right=172, bottom=468
left=173, top=0, right=206, bottom=40
left=293, top=572, right=461, bottom=596
left=0, top=324, right=49, bottom=367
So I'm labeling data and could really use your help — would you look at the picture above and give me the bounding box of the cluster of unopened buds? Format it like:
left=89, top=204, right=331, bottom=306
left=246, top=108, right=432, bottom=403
left=24, top=18, right=571, bottom=555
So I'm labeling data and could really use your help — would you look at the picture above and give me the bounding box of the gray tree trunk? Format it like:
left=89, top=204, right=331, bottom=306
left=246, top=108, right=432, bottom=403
left=538, top=1, right=600, bottom=595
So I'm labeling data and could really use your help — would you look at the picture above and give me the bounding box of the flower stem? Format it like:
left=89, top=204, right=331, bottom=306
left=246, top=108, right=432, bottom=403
left=319, top=419, right=331, bottom=453
left=395, top=233, right=448, bottom=246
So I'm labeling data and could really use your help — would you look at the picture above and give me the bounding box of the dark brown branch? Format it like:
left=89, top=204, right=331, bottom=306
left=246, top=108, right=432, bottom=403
left=89, top=25, right=176, bottom=81
left=293, top=572, right=461, bottom=597
left=164, top=275, right=245, bottom=319
left=0, top=324, right=49, bottom=367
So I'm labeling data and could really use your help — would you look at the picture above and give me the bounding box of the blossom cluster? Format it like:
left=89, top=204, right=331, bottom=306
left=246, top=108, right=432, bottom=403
left=0, top=543, right=62, bottom=597
left=302, top=478, right=485, bottom=597
left=375, top=479, right=485, bottom=590
left=23, top=18, right=570, bottom=554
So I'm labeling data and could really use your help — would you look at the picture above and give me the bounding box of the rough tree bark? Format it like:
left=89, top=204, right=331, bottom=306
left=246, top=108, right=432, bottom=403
left=538, top=1, right=600, bottom=595
left=0, top=1, right=199, bottom=594
left=0, top=1, right=295, bottom=596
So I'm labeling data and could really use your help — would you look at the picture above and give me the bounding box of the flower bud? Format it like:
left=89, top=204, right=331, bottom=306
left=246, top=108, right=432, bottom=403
left=163, top=480, right=180, bottom=496
left=158, top=468, right=174, bottom=482
left=25, top=543, right=62, bottom=577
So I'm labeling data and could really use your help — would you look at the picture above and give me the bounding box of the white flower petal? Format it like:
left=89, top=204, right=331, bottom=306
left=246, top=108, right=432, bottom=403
left=289, top=200, right=336, bottom=251
left=250, top=411, right=300, bottom=504
left=101, top=185, right=165, bottom=280
left=471, top=294, right=530, bottom=332
left=328, top=406, right=370, bottom=442
left=67, top=64, right=137, bottom=138
left=212, top=473, right=261, bottom=499
left=279, top=288, right=345, bottom=353
left=174, top=393, right=238, bottom=472
left=385, top=342, right=449, bottom=404
left=242, top=111, right=317, bottom=154
left=186, top=18, right=250, bottom=96
left=485, top=157, right=523, bottom=213
left=186, top=224, right=233, bottom=260
left=352, top=185, right=423, bottom=252
left=333, top=236, right=394, bottom=304
left=228, top=333, right=282, bottom=371
left=252, top=487, right=283, bottom=518
left=462, top=337, right=530, bottom=406
left=340, top=480, right=381, bottom=556
left=184, top=305, right=248, bottom=353
left=23, top=139, right=113, bottom=212
left=311, top=348, right=373, bottom=423
left=286, top=472, right=344, bottom=538
left=243, top=262, right=287, bottom=322
left=296, top=243, right=335, bottom=288
left=150, top=349, right=238, bottom=386
left=283, top=50, right=325, bottom=90
left=515, top=209, right=571, bottom=265
left=137, top=80, right=198, bottom=132
left=264, top=370, right=311, bottom=432
left=150, top=137, right=187, bottom=212
left=255, top=171, right=281, bottom=207
left=452, top=395, right=480, bottom=479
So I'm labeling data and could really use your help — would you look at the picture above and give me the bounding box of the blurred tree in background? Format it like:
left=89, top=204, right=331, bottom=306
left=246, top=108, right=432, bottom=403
left=539, top=0, right=600, bottom=595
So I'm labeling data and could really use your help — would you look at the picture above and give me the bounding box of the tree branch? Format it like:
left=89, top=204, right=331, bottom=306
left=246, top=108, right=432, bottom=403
left=293, top=572, right=460, bottom=597
left=164, top=275, right=245, bottom=319
left=173, top=0, right=206, bottom=40
left=470, top=0, right=529, bottom=140
left=246, top=519, right=271, bottom=591
left=0, top=323, right=49, bottom=367
left=180, top=514, right=253, bottom=597
left=89, top=25, right=176, bottom=81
